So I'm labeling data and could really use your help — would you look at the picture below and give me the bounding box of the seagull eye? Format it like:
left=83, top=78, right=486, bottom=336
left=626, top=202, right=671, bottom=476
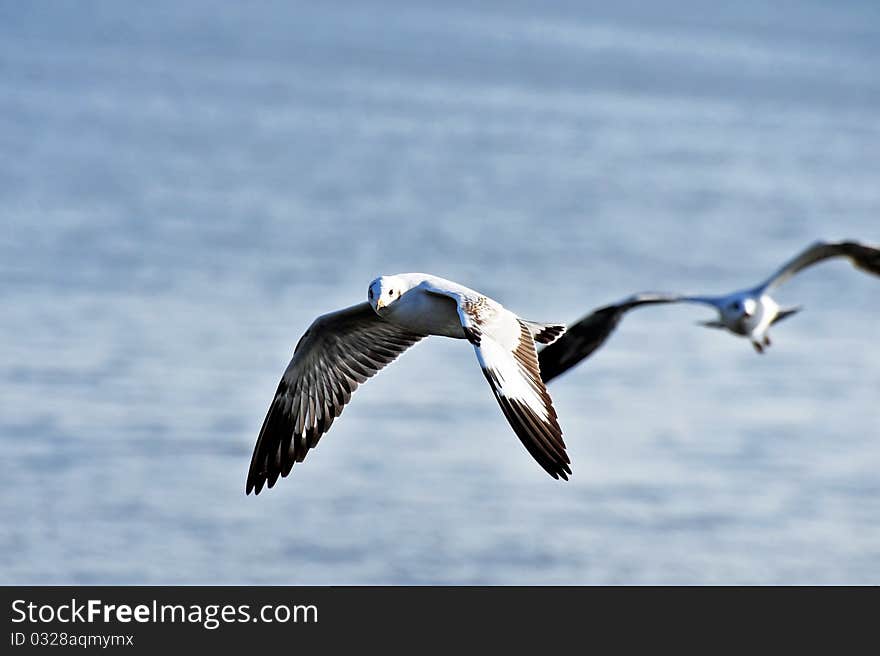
left=389, top=289, right=394, bottom=295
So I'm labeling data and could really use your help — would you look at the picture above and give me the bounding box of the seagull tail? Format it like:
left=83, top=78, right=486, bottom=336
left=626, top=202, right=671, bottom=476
left=521, top=320, right=566, bottom=345
left=771, top=306, right=802, bottom=326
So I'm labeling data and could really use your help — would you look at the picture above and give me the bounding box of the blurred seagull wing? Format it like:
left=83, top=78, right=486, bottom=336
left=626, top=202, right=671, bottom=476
left=759, top=239, right=880, bottom=291
left=538, top=292, right=684, bottom=383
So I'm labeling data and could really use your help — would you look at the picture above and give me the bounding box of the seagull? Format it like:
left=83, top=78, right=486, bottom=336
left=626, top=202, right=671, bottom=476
left=247, top=273, right=569, bottom=494
left=539, top=239, right=880, bottom=383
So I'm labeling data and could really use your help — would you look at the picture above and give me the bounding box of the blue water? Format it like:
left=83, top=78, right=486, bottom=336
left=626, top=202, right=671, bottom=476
left=2, top=0, right=879, bottom=584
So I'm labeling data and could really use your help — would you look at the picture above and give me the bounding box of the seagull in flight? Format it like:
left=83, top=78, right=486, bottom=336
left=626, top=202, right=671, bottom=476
left=247, top=273, right=569, bottom=494
left=540, top=240, right=880, bottom=383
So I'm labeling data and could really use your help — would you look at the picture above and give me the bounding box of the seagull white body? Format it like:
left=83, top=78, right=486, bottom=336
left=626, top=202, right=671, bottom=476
left=681, top=287, right=787, bottom=352
left=247, top=273, right=569, bottom=494
left=372, top=274, right=476, bottom=339
left=539, top=240, right=880, bottom=381
left=372, top=274, right=557, bottom=421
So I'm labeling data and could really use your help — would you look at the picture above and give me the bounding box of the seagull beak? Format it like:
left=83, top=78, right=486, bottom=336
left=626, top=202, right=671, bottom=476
left=375, top=298, right=385, bottom=310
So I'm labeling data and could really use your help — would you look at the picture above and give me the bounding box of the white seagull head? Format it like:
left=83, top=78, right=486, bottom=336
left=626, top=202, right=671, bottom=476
left=719, top=295, right=759, bottom=331
left=368, top=275, right=407, bottom=313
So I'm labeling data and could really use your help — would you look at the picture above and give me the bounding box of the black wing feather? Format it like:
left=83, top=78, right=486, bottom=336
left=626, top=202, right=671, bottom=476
left=247, top=303, right=424, bottom=495
left=539, top=293, right=681, bottom=383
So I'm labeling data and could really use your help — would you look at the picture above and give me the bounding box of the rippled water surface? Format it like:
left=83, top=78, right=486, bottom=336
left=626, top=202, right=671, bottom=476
left=2, top=0, right=879, bottom=583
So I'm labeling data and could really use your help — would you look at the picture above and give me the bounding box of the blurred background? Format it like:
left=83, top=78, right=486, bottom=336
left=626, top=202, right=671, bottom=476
left=1, top=0, right=879, bottom=584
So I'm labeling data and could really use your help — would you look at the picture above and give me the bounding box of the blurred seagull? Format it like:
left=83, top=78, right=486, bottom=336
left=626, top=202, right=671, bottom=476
left=540, top=239, right=880, bottom=383
left=247, top=273, right=569, bottom=494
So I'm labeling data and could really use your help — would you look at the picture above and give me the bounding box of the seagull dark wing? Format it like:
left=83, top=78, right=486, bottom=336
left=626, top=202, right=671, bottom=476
left=247, top=302, right=424, bottom=495
left=759, top=240, right=880, bottom=291
left=538, top=293, right=683, bottom=383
